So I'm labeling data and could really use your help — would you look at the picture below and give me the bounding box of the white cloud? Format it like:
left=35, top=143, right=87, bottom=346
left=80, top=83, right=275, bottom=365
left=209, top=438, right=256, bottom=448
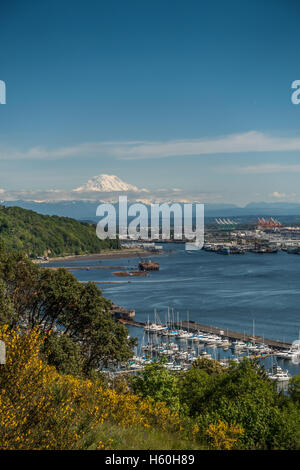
left=269, top=191, right=297, bottom=200
left=0, top=174, right=223, bottom=203
left=0, top=188, right=221, bottom=204
left=111, top=132, right=300, bottom=160
left=271, top=191, right=287, bottom=199
left=232, top=164, right=300, bottom=174
left=2, top=131, right=300, bottom=160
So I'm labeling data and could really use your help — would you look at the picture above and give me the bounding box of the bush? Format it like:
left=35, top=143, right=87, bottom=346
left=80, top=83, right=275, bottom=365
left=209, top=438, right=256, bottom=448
left=130, top=359, right=180, bottom=412
left=0, top=326, right=181, bottom=450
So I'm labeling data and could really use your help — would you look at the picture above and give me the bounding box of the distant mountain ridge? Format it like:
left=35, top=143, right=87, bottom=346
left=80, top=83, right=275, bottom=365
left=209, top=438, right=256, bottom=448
left=3, top=200, right=300, bottom=220
left=2, top=175, right=298, bottom=217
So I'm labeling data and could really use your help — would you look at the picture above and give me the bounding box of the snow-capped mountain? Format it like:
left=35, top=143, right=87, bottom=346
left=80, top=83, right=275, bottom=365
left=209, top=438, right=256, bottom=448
left=74, top=174, right=140, bottom=192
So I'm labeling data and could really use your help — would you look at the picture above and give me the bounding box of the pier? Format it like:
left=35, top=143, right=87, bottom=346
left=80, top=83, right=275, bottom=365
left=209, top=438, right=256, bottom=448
left=119, top=319, right=292, bottom=350
left=110, top=303, right=135, bottom=320
left=179, top=321, right=292, bottom=349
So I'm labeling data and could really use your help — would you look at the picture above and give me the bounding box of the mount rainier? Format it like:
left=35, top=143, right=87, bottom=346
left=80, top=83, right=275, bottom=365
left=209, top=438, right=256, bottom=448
left=74, top=174, right=144, bottom=193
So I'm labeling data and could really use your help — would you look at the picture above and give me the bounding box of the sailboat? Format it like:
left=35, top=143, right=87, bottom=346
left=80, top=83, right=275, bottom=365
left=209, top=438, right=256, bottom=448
left=144, top=309, right=167, bottom=333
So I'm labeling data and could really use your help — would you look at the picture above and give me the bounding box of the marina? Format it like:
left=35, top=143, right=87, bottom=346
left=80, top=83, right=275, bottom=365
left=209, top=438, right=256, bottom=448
left=113, top=310, right=299, bottom=383
left=104, top=323, right=297, bottom=387
left=119, top=317, right=292, bottom=350
left=46, top=243, right=300, bottom=380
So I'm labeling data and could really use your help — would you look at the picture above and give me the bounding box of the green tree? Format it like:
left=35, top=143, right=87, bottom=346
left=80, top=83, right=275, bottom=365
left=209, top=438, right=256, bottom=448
left=179, top=359, right=300, bottom=449
left=41, top=333, right=84, bottom=376
left=0, top=247, right=134, bottom=376
left=289, top=374, right=300, bottom=404
left=0, top=205, right=120, bottom=258
left=131, top=359, right=180, bottom=411
left=192, top=357, right=225, bottom=375
left=178, top=367, right=211, bottom=416
left=0, top=279, right=16, bottom=326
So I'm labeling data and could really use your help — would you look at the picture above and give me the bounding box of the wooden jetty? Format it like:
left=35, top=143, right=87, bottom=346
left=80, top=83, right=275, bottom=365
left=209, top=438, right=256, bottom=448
left=119, top=319, right=145, bottom=328
left=110, top=303, right=135, bottom=320
left=45, top=265, right=127, bottom=270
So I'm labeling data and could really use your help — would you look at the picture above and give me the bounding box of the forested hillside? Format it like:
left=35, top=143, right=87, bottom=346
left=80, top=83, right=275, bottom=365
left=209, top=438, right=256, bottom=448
left=0, top=205, right=119, bottom=257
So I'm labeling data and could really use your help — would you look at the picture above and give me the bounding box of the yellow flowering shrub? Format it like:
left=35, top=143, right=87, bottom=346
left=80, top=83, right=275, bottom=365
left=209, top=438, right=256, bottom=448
left=0, top=326, right=180, bottom=450
left=205, top=420, right=244, bottom=450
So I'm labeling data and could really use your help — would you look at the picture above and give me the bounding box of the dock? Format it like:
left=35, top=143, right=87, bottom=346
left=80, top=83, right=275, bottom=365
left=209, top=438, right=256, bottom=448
left=179, top=321, right=292, bottom=349
left=110, top=303, right=135, bottom=320
left=119, top=319, right=292, bottom=349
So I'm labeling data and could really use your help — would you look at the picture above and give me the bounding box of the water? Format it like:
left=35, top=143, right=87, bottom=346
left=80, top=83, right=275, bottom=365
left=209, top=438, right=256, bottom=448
left=47, top=244, right=300, bottom=377
left=48, top=244, right=300, bottom=342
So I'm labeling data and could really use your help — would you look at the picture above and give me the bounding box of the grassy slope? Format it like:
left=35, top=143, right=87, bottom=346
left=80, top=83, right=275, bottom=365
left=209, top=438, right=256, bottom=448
left=87, top=423, right=205, bottom=450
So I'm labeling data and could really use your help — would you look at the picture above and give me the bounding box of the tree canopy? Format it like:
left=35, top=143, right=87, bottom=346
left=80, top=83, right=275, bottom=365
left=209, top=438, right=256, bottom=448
left=0, top=244, right=133, bottom=375
left=131, top=357, right=300, bottom=449
left=0, top=205, right=120, bottom=257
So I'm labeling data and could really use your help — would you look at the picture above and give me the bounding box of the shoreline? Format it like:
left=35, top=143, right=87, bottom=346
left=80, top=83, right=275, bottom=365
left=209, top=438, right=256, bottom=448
left=36, top=248, right=160, bottom=263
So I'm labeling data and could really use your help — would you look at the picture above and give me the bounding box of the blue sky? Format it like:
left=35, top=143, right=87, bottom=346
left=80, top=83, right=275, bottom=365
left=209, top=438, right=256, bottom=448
left=1, top=0, right=300, bottom=204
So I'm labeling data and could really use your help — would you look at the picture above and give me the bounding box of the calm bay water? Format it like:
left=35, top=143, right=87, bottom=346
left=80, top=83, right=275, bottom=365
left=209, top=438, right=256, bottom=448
left=48, top=244, right=300, bottom=344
